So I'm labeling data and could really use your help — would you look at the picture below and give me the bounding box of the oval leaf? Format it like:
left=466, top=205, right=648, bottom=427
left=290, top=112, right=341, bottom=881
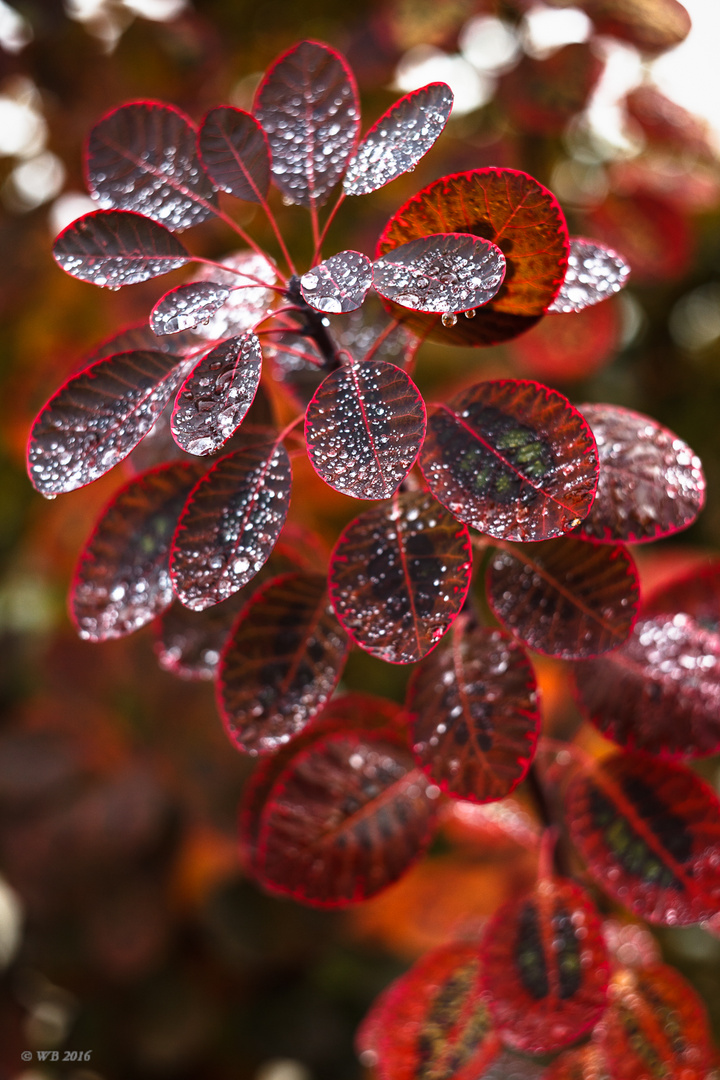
left=154, top=590, right=249, bottom=680
left=305, top=360, right=426, bottom=499
left=253, top=40, right=360, bottom=208
left=373, top=233, right=505, bottom=314
left=169, top=439, right=291, bottom=610
left=566, top=750, right=720, bottom=925
left=300, top=250, right=372, bottom=314
left=150, top=281, right=230, bottom=336
left=548, top=238, right=630, bottom=313
left=53, top=210, right=190, bottom=288
left=407, top=618, right=540, bottom=803
left=198, top=106, right=271, bottom=202
left=328, top=491, right=472, bottom=664
left=27, top=350, right=188, bottom=496
left=480, top=879, right=609, bottom=1054
left=420, top=380, right=599, bottom=541
left=487, top=537, right=640, bottom=659
left=644, top=558, right=720, bottom=634
left=573, top=0, right=691, bottom=55
left=83, top=321, right=194, bottom=364
left=510, top=301, right=620, bottom=383
left=578, top=403, right=705, bottom=543
left=71, top=461, right=206, bottom=640
left=344, top=82, right=453, bottom=197
left=218, top=572, right=349, bottom=755
left=85, top=101, right=217, bottom=230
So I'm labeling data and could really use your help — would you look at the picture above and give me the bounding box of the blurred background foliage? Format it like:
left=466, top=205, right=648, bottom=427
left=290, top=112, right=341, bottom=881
left=1, top=0, right=720, bottom=1077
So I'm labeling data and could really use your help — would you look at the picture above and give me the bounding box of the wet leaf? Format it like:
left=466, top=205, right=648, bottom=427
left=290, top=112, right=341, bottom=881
left=548, top=239, right=630, bottom=313
left=253, top=40, right=360, bottom=209
left=191, top=250, right=278, bottom=339
left=573, top=614, right=720, bottom=759
left=154, top=591, right=249, bottom=680
left=170, top=333, right=262, bottom=456
left=335, top=295, right=417, bottom=365
left=71, top=461, right=207, bottom=641
left=169, top=439, right=291, bottom=610
left=586, top=191, right=691, bottom=283
left=150, top=281, right=231, bottom=336
left=376, top=168, right=569, bottom=345
left=86, top=101, right=218, bottom=230
left=305, top=360, right=426, bottom=499
left=644, top=559, right=720, bottom=635
left=344, top=82, right=453, bottom=197
left=267, top=331, right=325, bottom=408
left=300, top=250, right=372, bottom=314
left=510, top=302, right=620, bottom=383
left=407, top=618, right=540, bottom=803
left=566, top=750, right=720, bottom=925
left=328, top=490, right=472, bottom=664
left=218, top=572, right=349, bottom=755
left=420, top=380, right=598, bottom=541
left=198, top=106, right=271, bottom=202
left=83, top=321, right=193, bottom=365
left=255, top=730, right=438, bottom=906
left=53, top=210, right=191, bottom=288
left=27, top=350, right=188, bottom=496
left=480, top=879, right=609, bottom=1055
left=577, top=404, right=705, bottom=543
left=486, top=537, right=640, bottom=660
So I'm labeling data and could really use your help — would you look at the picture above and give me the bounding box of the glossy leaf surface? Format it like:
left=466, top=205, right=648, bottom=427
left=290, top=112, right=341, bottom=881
left=53, top=210, right=190, bottom=288
left=253, top=40, right=359, bottom=208
left=256, top=731, right=438, bottom=906
left=28, top=350, right=187, bottom=496
left=328, top=491, right=472, bottom=664
left=578, top=403, right=705, bottom=543
left=548, top=238, right=630, bottom=313
left=344, top=82, right=453, bottom=196
left=373, top=233, right=505, bottom=314
left=218, top=573, right=349, bottom=755
left=573, top=614, right=720, bottom=759
left=480, top=880, right=609, bottom=1054
left=305, top=360, right=426, bottom=499
left=644, top=558, right=720, bottom=634
left=408, top=618, right=540, bottom=803
left=420, top=380, right=598, bottom=541
left=149, top=282, right=230, bottom=336
left=198, top=106, right=271, bottom=202
left=170, top=333, right=262, bottom=456
left=487, top=537, right=639, bottom=659
left=192, top=251, right=277, bottom=340
left=567, top=750, right=720, bottom=925
left=169, top=440, right=291, bottom=610
left=154, top=590, right=250, bottom=680
left=300, top=250, right=372, bottom=314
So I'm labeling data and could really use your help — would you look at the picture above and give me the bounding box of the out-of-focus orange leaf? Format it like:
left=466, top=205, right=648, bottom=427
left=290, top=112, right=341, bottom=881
left=546, top=0, right=691, bottom=55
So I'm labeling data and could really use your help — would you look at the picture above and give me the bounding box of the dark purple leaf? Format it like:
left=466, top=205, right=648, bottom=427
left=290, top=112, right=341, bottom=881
left=198, top=106, right=271, bottom=203
left=344, top=82, right=454, bottom=197
left=83, top=322, right=193, bottom=366
left=53, top=210, right=190, bottom=288
left=71, top=461, right=207, bottom=641
left=27, top=350, right=188, bottom=496
left=328, top=490, right=472, bottom=664
left=577, top=403, right=705, bottom=543
left=169, top=439, right=291, bottom=610
left=170, top=333, right=262, bottom=456
left=487, top=537, right=640, bottom=659
left=191, top=251, right=278, bottom=339
left=644, top=558, right=720, bottom=634
left=154, top=591, right=248, bottom=680
left=300, top=250, right=372, bottom=314
left=150, top=282, right=231, bottom=336
left=373, top=233, right=506, bottom=314
left=267, top=331, right=325, bottom=407
left=218, top=572, right=349, bottom=755
left=253, top=40, right=360, bottom=208
left=407, top=617, right=540, bottom=803
left=548, top=238, right=631, bottom=313
left=85, top=101, right=218, bottom=230
left=335, top=295, right=417, bottom=365
left=420, top=380, right=599, bottom=542
left=305, top=360, right=426, bottom=499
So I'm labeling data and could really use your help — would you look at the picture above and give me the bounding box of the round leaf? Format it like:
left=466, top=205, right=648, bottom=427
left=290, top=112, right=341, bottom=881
left=198, top=106, right=271, bottom=203
left=548, top=238, right=630, bottom=313
left=644, top=558, right=720, bottom=634
left=154, top=591, right=249, bottom=680
left=509, top=301, right=620, bottom=383
left=53, top=210, right=190, bottom=288
left=149, top=281, right=230, bottom=336
left=587, top=190, right=691, bottom=283
left=300, top=250, right=372, bottom=314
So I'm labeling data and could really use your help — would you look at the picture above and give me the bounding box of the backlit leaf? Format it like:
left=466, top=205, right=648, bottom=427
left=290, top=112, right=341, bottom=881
left=567, top=0, right=691, bottom=55
left=328, top=490, right=472, bottom=664
left=27, top=349, right=188, bottom=496
left=169, top=439, right=291, bottom=610
left=344, top=82, right=454, bottom=197
left=253, top=40, right=360, bottom=209
left=497, top=44, right=603, bottom=136
left=548, top=239, right=630, bottom=313
left=486, top=537, right=639, bottom=659
left=86, top=101, right=218, bottom=230
left=586, top=191, right=691, bottom=282
left=198, top=106, right=271, bottom=202
left=71, top=461, right=206, bottom=641
left=192, top=250, right=278, bottom=340
left=150, top=282, right=230, bottom=336
left=625, top=85, right=714, bottom=158
left=218, top=573, right=349, bottom=755
left=480, top=880, right=609, bottom=1054
left=577, top=404, right=705, bottom=543
left=644, top=558, right=720, bottom=634
left=305, top=360, right=426, bottom=499
left=566, top=750, right=720, bottom=925
left=408, top=617, right=540, bottom=803
left=300, top=250, right=372, bottom=314
left=420, top=380, right=598, bottom=541
left=509, top=301, right=620, bottom=383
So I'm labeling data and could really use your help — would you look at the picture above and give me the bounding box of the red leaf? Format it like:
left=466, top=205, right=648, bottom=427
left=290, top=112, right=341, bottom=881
left=585, top=191, right=692, bottom=282
left=509, top=302, right=620, bottom=383
left=53, top=210, right=190, bottom=288
left=486, top=537, right=640, bottom=660
left=83, top=321, right=194, bottom=364
left=373, top=233, right=505, bottom=314
left=198, top=106, right=271, bottom=203
left=149, top=281, right=230, bottom=336
left=566, top=750, right=720, bottom=925
left=253, top=40, right=360, bottom=209
left=644, top=558, right=720, bottom=635
left=548, top=238, right=630, bottom=314
left=625, top=86, right=714, bottom=158
left=407, top=617, right=540, bottom=803
left=154, top=591, right=249, bottom=680
left=305, top=360, right=426, bottom=499
left=497, top=44, right=603, bottom=135
left=300, top=250, right=372, bottom=313
left=328, top=490, right=472, bottom=664
left=480, top=879, right=609, bottom=1054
